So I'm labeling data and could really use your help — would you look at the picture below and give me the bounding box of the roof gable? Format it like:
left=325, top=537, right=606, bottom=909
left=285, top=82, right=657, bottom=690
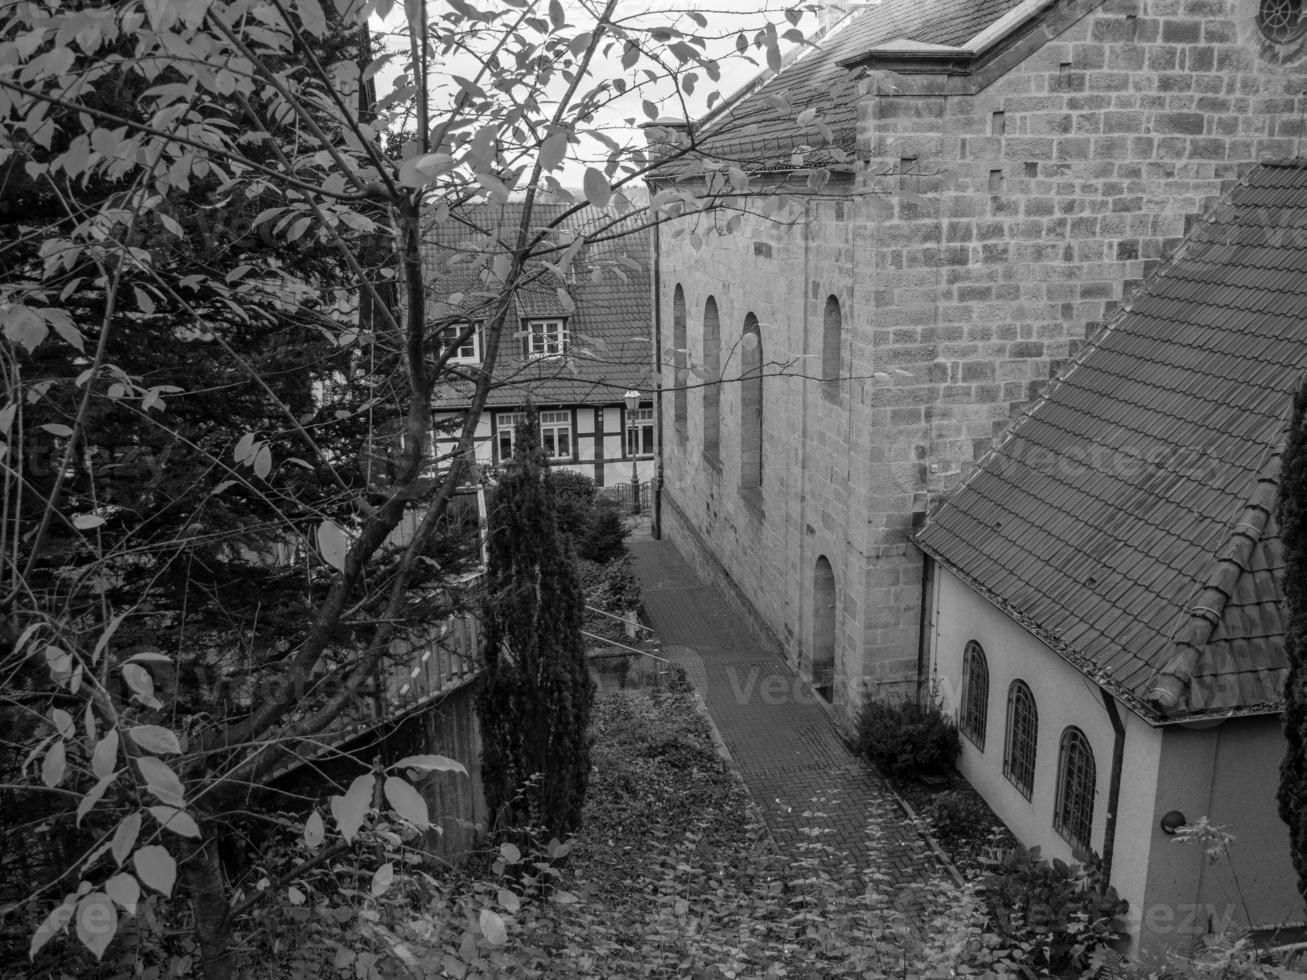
left=422, top=204, right=652, bottom=407
left=916, top=160, right=1307, bottom=723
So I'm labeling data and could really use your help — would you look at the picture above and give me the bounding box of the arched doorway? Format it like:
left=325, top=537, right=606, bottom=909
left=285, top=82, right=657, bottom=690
left=812, top=556, right=836, bottom=702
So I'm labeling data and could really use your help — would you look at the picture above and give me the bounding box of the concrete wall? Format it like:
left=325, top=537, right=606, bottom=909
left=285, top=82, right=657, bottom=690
left=930, top=567, right=1304, bottom=956
left=1135, top=717, right=1305, bottom=960
left=657, top=0, right=1305, bottom=728
left=931, top=568, right=1127, bottom=869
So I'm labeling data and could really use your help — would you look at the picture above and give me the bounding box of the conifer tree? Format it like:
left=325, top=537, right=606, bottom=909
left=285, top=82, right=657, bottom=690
left=1279, top=379, right=1307, bottom=900
left=478, top=410, right=595, bottom=840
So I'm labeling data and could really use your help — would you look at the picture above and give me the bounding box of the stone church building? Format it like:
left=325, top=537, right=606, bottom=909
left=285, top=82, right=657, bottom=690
left=650, top=0, right=1307, bottom=725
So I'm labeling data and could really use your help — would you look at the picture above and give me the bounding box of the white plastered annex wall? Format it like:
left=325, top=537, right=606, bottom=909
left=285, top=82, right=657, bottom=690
left=930, top=565, right=1166, bottom=948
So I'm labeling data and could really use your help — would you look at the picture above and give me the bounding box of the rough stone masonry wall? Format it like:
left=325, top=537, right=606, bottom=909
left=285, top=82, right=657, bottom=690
left=660, top=0, right=1305, bottom=728
left=659, top=193, right=880, bottom=718
left=850, top=0, right=1305, bottom=703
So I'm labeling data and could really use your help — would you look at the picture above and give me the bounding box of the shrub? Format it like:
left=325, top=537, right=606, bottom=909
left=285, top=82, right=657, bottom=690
left=854, top=694, right=961, bottom=782
left=575, top=496, right=630, bottom=564
left=980, top=841, right=1128, bottom=976
left=550, top=470, right=598, bottom=540
left=578, top=558, right=642, bottom=641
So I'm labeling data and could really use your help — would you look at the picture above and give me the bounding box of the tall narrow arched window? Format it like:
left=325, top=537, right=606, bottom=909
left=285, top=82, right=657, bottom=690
left=959, top=641, right=989, bottom=750
left=702, top=297, right=720, bottom=464
left=821, top=295, right=842, bottom=402
left=740, top=313, right=762, bottom=490
left=1004, top=680, right=1037, bottom=800
left=1055, top=727, right=1096, bottom=851
left=672, top=284, right=687, bottom=442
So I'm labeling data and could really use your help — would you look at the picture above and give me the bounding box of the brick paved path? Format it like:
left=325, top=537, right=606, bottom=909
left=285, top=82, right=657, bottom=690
left=630, top=537, right=949, bottom=905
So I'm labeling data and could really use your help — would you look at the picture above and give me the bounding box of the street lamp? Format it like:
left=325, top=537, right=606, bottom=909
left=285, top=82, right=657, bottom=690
left=624, top=389, right=641, bottom=516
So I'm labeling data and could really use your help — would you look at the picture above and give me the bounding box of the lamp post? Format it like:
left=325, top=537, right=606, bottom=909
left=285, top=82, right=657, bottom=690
left=624, top=389, right=641, bottom=516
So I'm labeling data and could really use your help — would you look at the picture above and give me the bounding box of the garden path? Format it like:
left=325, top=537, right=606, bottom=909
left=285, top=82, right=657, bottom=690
left=629, top=535, right=954, bottom=918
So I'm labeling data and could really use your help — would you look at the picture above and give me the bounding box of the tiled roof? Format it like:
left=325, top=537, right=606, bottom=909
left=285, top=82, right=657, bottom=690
left=423, top=204, right=652, bottom=408
left=915, top=160, right=1307, bottom=723
left=672, top=0, right=1024, bottom=175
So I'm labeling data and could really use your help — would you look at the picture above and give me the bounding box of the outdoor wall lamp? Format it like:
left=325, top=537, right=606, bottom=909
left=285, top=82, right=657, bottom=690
left=1159, top=810, right=1187, bottom=835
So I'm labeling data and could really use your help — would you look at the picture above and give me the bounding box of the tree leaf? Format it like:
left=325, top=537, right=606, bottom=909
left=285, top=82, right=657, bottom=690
left=147, top=806, right=200, bottom=838
left=104, top=873, right=139, bottom=915
left=303, top=810, right=324, bottom=848
left=582, top=167, right=611, bottom=210
left=479, top=908, right=507, bottom=946
left=538, top=132, right=567, bottom=172
left=92, top=730, right=119, bottom=780
left=383, top=776, right=430, bottom=830
left=120, top=664, right=155, bottom=702
left=370, top=861, right=394, bottom=897
left=77, top=773, right=117, bottom=825
left=388, top=755, right=467, bottom=775
left=111, top=813, right=140, bottom=867
left=29, top=901, right=74, bottom=961
left=287, top=884, right=306, bottom=905
left=72, top=513, right=105, bottom=530
left=42, top=739, right=66, bottom=788
left=132, top=845, right=176, bottom=897
left=329, top=773, right=373, bottom=844
left=316, top=519, right=348, bottom=572
left=136, top=756, right=185, bottom=807
left=498, top=887, right=520, bottom=913
left=253, top=445, right=272, bottom=479
left=49, top=708, right=74, bottom=739
left=129, top=725, right=181, bottom=755
left=75, top=892, right=116, bottom=960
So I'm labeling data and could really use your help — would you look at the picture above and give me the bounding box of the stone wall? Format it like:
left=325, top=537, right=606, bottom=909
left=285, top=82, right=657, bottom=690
left=658, top=0, right=1306, bottom=727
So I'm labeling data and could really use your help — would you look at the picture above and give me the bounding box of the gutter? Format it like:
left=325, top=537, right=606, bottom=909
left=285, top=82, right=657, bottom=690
left=1099, top=689, right=1126, bottom=888
left=915, top=543, right=934, bottom=705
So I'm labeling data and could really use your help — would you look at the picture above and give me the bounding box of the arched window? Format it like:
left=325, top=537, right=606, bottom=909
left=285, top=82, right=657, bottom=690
left=959, top=641, right=989, bottom=750
left=1004, top=680, right=1037, bottom=800
left=741, top=312, right=762, bottom=490
left=821, top=295, right=842, bottom=402
left=702, top=297, right=720, bottom=464
left=1054, top=727, right=1096, bottom=851
left=672, top=284, right=687, bottom=441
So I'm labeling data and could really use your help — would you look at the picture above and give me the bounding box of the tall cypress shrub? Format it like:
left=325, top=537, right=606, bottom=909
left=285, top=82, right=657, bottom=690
left=1279, top=379, right=1307, bottom=900
left=477, top=410, right=595, bottom=840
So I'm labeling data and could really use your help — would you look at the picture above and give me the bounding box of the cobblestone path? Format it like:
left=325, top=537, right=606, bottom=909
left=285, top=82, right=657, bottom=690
left=629, top=536, right=952, bottom=912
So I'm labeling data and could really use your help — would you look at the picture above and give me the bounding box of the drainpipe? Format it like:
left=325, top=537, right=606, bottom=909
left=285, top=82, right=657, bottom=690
left=651, top=215, right=663, bottom=540
left=915, top=547, right=933, bottom=705
left=1100, top=688, right=1126, bottom=887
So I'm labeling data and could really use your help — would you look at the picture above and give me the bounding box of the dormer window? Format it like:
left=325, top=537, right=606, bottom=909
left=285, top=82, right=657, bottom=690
left=524, top=318, right=568, bottom=358
left=439, top=323, right=480, bottom=363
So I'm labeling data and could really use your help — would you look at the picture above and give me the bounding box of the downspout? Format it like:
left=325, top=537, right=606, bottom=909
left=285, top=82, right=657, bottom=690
left=651, top=215, right=664, bottom=540
left=915, top=547, right=933, bottom=705
left=1100, top=688, right=1127, bottom=887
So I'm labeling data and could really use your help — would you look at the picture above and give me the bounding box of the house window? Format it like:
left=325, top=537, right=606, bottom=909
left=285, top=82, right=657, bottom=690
left=821, top=295, right=842, bottom=402
left=524, top=318, right=568, bottom=357
left=626, top=406, right=654, bottom=457
left=1004, top=680, right=1037, bottom=800
left=740, top=313, right=762, bottom=490
left=495, top=412, right=526, bottom=463
left=1054, top=727, right=1096, bottom=851
left=702, top=297, right=721, bottom=464
left=539, top=410, right=573, bottom=460
left=439, top=323, right=479, bottom=363
left=959, top=641, right=989, bottom=750
left=672, top=284, right=687, bottom=440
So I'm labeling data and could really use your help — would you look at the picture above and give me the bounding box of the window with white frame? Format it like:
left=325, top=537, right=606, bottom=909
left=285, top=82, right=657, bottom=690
left=1004, top=680, right=1038, bottom=800
left=959, top=641, right=989, bottom=750
left=539, top=410, right=573, bottom=460
left=626, top=406, right=654, bottom=456
left=524, top=318, right=568, bottom=357
left=495, top=412, right=526, bottom=463
left=1054, top=727, right=1096, bottom=851
left=439, top=322, right=480, bottom=363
